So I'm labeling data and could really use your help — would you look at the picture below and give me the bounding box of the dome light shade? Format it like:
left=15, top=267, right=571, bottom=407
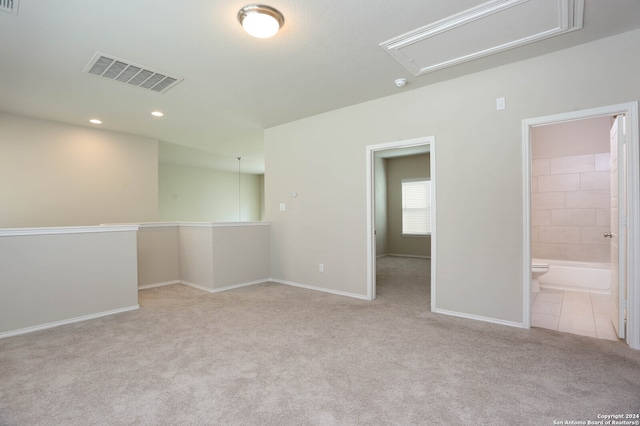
left=238, top=4, right=284, bottom=39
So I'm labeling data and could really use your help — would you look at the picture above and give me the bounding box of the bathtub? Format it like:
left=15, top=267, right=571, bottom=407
left=533, top=259, right=611, bottom=294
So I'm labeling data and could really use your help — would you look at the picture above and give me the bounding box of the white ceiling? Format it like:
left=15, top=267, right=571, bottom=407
left=1, top=0, right=639, bottom=174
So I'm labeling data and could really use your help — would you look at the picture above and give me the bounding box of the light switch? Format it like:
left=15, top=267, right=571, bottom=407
left=496, top=97, right=506, bottom=110
left=279, top=203, right=286, bottom=212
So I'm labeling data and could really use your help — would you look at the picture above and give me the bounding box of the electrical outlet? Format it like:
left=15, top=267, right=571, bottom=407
left=279, top=203, right=286, bottom=211
left=319, top=264, right=324, bottom=272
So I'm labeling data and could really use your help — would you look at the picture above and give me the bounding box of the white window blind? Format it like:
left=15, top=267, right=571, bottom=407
left=402, top=179, right=431, bottom=235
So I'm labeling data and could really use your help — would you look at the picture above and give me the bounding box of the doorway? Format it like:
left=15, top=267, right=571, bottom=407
left=522, top=102, right=640, bottom=349
left=365, top=137, right=436, bottom=309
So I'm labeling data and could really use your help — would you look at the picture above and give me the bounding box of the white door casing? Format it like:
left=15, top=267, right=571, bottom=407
left=365, top=137, right=435, bottom=304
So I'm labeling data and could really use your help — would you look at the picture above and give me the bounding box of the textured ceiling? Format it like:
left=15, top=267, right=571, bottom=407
left=0, top=0, right=639, bottom=173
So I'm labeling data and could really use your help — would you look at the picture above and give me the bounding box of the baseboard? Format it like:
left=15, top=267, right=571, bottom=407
left=138, top=280, right=181, bottom=290
left=209, top=279, right=271, bottom=293
left=433, top=308, right=525, bottom=329
left=180, top=279, right=270, bottom=294
left=143, top=278, right=370, bottom=301
left=0, top=305, right=140, bottom=339
left=271, top=279, right=370, bottom=301
left=179, top=280, right=216, bottom=293
left=386, top=254, right=431, bottom=259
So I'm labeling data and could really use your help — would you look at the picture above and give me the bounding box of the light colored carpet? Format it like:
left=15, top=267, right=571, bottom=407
left=1, top=256, right=639, bottom=425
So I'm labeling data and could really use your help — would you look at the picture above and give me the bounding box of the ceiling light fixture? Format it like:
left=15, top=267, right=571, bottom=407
left=89, top=119, right=102, bottom=124
left=151, top=111, right=164, bottom=117
left=238, top=4, right=284, bottom=39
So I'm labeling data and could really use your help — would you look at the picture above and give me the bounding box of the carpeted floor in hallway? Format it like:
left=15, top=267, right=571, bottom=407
left=0, top=256, right=638, bottom=425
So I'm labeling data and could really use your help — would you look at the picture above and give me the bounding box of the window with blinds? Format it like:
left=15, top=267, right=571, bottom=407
left=402, top=179, right=431, bottom=235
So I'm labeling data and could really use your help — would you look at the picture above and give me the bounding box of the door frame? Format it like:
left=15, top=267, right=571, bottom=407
left=521, top=102, right=639, bottom=349
left=366, top=136, right=436, bottom=306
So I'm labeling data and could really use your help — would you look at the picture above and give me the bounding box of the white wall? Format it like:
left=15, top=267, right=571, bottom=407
left=179, top=225, right=214, bottom=288
left=0, top=112, right=159, bottom=227
left=264, top=29, right=640, bottom=324
left=137, top=225, right=180, bottom=287
left=0, top=226, right=139, bottom=336
left=211, top=225, right=271, bottom=288
left=137, top=223, right=271, bottom=291
left=159, top=163, right=263, bottom=222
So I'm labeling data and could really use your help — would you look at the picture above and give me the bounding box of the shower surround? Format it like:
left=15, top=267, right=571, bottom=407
left=531, top=117, right=612, bottom=264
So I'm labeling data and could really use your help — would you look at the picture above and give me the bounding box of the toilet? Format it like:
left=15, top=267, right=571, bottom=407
left=531, top=262, right=549, bottom=292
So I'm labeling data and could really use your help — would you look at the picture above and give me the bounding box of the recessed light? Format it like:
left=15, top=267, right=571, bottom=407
left=89, top=119, right=102, bottom=124
left=151, top=111, right=164, bottom=117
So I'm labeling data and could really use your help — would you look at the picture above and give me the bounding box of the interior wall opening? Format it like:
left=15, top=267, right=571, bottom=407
left=374, top=149, right=431, bottom=304
left=366, top=136, right=436, bottom=309
left=529, top=115, right=618, bottom=341
left=522, top=102, right=639, bottom=350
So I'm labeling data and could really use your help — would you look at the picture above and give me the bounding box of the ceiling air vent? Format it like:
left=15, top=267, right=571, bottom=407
left=0, top=0, right=19, bottom=15
left=83, top=52, right=183, bottom=94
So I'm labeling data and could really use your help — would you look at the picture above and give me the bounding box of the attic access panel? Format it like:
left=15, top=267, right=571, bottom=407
left=380, top=0, right=584, bottom=76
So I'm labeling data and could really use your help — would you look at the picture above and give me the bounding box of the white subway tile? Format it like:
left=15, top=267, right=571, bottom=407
left=566, top=190, right=609, bottom=209
left=532, top=209, right=551, bottom=226
left=538, top=226, right=580, bottom=244
left=595, top=153, right=611, bottom=171
left=532, top=159, right=550, bottom=176
left=550, top=154, right=594, bottom=175
left=551, top=209, right=595, bottom=226
left=532, top=192, right=565, bottom=209
left=565, top=244, right=611, bottom=263
left=580, top=171, right=610, bottom=190
left=532, top=243, right=566, bottom=260
left=580, top=227, right=612, bottom=245
left=538, top=174, right=580, bottom=192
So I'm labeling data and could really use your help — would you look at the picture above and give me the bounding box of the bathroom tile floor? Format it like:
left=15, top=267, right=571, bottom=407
left=531, top=288, right=619, bottom=341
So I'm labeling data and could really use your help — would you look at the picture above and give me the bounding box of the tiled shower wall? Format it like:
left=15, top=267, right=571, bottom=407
left=531, top=117, right=612, bottom=263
